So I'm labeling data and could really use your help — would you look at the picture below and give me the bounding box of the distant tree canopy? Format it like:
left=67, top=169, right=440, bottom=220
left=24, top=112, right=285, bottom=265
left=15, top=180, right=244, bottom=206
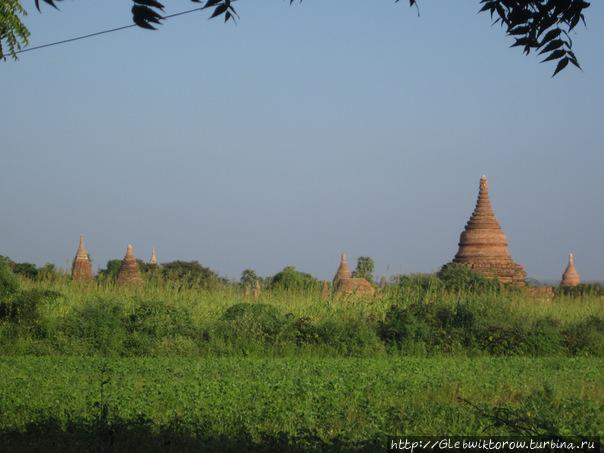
left=160, top=260, right=223, bottom=288
left=0, top=256, right=62, bottom=282
left=240, top=269, right=260, bottom=289
left=1, top=1, right=590, bottom=76
left=352, top=256, right=375, bottom=282
left=270, top=266, right=318, bottom=291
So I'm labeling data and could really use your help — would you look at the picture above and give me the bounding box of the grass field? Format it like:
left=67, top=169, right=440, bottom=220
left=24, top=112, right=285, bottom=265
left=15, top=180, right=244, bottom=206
left=0, top=356, right=602, bottom=451
left=1, top=270, right=603, bottom=451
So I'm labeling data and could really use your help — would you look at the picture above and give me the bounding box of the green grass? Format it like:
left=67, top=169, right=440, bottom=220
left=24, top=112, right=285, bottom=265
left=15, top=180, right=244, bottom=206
left=0, top=356, right=602, bottom=451
left=1, top=275, right=603, bottom=450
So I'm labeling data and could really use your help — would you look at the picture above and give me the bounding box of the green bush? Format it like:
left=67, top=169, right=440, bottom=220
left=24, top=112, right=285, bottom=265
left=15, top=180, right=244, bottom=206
left=161, top=261, right=222, bottom=289
left=219, top=303, right=288, bottom=345
left=316, top=318, right=384, bottom=356
left=555, top=283, right=604, bottom=298
left=0, top=258, right=20, bottom=301
left=270, top=266, right=318, bottom=291
left=397, top=274, right=442, bottom=294
left=563, top=316, right=604, bottom=355
left=0, top=289, right=61, bottom=339
left=438, top=263, right=502, bottom=293
left=63, top=298, right=126, bottom=355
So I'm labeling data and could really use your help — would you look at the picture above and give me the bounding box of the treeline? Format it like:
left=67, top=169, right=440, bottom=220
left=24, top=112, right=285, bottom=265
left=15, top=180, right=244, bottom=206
left=0, top=254, right=377, bottom=292
left=1, top=258, right=603, bottom=357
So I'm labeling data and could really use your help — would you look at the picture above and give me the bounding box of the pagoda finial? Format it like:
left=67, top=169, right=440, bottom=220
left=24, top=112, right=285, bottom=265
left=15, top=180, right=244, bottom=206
left=150, top=247, right=158, bottom=265
left=75, top=234, right=88, bottom=260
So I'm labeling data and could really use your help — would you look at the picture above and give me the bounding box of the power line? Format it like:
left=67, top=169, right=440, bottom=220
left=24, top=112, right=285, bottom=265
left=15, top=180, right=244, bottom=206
left=15, top=6, right=205, bottom=55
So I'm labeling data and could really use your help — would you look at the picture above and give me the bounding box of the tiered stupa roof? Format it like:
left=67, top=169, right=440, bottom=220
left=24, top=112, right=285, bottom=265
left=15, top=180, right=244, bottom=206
left=452, top=175, right=526, bottom=286
left=71, top=235, right=92, bottom=281
left=561, top=253, right=581, bottom=287
left=117, top=244, right=143, bottom=285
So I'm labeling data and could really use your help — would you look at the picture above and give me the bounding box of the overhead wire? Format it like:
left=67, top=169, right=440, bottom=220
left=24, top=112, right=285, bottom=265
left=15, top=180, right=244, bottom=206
left=15, top=6, right=205, bottom=55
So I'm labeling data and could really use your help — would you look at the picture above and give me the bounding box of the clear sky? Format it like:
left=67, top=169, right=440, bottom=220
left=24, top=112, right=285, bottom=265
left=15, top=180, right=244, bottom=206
left=1, top=0, right=603, bottom=282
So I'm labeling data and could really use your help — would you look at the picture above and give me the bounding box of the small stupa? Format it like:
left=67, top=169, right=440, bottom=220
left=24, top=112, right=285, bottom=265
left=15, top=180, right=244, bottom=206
left=561, top=253, right=581, bottom=287
left=451, top=175, right=526, bottom=286
left=149, top=247, right=158, bottom=265
left=332, top=254, right=375, bottom=297
left=320, top=280, right=330, bottom=300
left=117, top=244, right=143, bottom=285
left=333, top=254, right=352, bottom=285
left=71, top=235, right=92, bottom=281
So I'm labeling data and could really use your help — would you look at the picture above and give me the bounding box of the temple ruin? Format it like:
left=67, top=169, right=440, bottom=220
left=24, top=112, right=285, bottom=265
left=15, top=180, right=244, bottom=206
left=333, top=254, right=375, bottom=297
left=117, top=244, right=143, bottom=285
left=450, top=175, right=527, bottom=286
left=149, top=247, right=158, bottom=265
left=71, top=235, right=92, bottom=282
left=561, top=253, right=581, bottom=287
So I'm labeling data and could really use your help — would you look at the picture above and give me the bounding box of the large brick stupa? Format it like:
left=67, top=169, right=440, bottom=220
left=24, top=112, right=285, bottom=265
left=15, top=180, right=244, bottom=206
left=451, top=175, right=526, bottom=286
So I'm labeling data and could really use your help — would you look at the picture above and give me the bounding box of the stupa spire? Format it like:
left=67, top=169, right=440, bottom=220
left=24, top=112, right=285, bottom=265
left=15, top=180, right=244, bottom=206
left=561, top=252, right=581, bottom=287
left=451, top=175, right=526, bottom=286
left=149, top=247, right=158, bottom=265
left=117, top=244, right=143, bottom=285
left=333, top=253, right=352, bottom=284
left=71, top=234, right=92, bottom=281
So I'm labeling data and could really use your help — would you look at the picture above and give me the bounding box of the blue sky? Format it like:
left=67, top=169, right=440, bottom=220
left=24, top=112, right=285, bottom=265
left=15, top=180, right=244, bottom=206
left=1, top=0, right=603, bottom=282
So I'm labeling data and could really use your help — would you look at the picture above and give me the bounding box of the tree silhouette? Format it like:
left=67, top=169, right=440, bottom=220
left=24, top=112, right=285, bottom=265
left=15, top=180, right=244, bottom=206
left=2, top=0, right=591, bottom=76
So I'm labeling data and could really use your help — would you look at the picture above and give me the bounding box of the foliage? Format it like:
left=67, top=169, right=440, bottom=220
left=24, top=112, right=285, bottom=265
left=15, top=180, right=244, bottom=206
left=0, top=356, right=601, bottom=450
left=0, top=258, right=20, bottom=301
left=0, top=0, right=29, bottom=60
left=478, top=0, right=589, bottom=76
left=352, top=256, right=375, bottom=282
left=438, top=263, right=502, bottom=293
left=13, top=1, right=589, bottom=75
left=11, top=262, right=38, bottom=279
left=97, top=259, right=123, bottom=282
left=555, top=283, right=604, bottom=298
left=62, top=298, right=127, bottom=355
left=270, top=266, right=318, bottom=291
left=161, top=261, right=221, bottom=289
left=240, top=269, right=259, bottom=289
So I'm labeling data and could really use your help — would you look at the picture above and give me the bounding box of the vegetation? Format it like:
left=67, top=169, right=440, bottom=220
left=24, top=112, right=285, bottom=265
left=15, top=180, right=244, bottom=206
left=0, top=261, right=602, bottom=449
left=2, top=1, right=590, bottom=76
left=0, top=262, right=602, bottom=357
left=352, top=256, right=375, bottom=282
left=0, top=356, right=601, bottom=451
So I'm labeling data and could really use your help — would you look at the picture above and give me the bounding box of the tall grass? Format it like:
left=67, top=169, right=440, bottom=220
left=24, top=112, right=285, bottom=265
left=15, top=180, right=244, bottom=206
left=1, top=275, right=601, bottom=357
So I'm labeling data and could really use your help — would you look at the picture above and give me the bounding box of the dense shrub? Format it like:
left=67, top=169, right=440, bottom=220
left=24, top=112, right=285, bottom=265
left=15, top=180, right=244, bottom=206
left=555, top=283, right=604, bottom=298
left=63, top=299, right=126, bottom=355
left=397, top=274, right=442, bottom=294
left=97, top=260, right=123, bottom=282
left=270, top=266, right=318, bottom=291
left=563, top=316, right=604, bottom=355
left=438, top=263, right=502, bottom=293
left=161, top=261, right=222, bottom=289
left=0, top=258, right=20, bottom=301
left=316, top=318, right=384, bottom=356
left=220, top=303, right=287, bottom=344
